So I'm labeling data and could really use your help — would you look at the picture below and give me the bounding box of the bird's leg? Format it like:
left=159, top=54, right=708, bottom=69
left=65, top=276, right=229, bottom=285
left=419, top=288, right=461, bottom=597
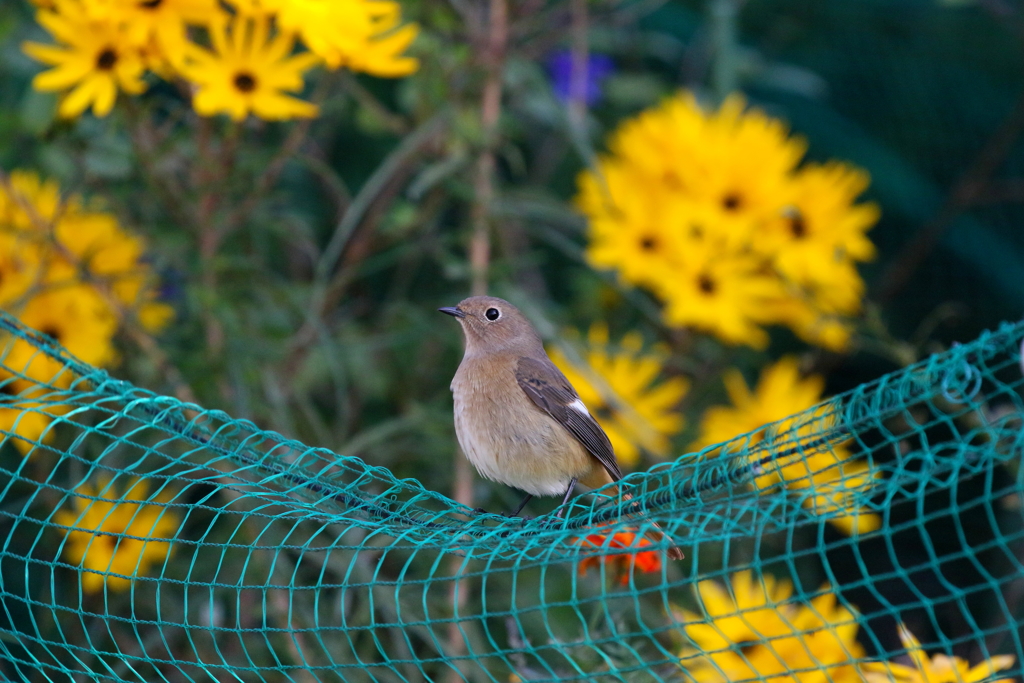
left=507, top=494, right=533, bottom=517
left=554, top=478, right=578, bottom=518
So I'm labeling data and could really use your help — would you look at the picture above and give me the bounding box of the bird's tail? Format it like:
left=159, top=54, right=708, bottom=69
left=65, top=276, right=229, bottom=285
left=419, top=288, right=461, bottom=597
left=576, top=469, right=684, bottom=560
left=617, top=489, right=684, bottom=561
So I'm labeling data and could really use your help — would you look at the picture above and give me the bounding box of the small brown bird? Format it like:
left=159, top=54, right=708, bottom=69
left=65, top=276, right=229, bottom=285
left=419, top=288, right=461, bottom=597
left=440, top=295, right=683, bottom=560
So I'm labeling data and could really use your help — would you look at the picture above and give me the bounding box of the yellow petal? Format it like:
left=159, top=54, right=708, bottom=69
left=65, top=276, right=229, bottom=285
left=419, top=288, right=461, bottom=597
left=91, top=75, right=118, bottom=116
left=22, top=40, right=70, bottom=66
left=59, top=75, right=101, bottom=118
left=32, top=60, right=93, bottom=91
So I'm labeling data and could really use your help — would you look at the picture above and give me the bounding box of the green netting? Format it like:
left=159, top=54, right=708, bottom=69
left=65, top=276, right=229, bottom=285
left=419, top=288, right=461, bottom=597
left=0, top=309, right=1021, bottom=682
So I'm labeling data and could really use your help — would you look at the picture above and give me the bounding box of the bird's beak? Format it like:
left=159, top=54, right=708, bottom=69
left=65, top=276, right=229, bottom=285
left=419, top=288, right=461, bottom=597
left=438, top=306, right=466, bottom=319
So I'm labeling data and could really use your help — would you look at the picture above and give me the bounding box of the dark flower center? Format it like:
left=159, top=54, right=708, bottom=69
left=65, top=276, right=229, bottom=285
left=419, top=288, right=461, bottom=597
left=139, top=0, right=162, bottom=8
left=788, top=210, right=807, bottom=239
left=697, top=273, right=716, bottom=295
left=234, top=72, right=258, bottom=93
left=40, top=326, right=62, bottom=343
left=96, top=48, right=118, bottom=71
left=639, top=235, right=659, bottom=252
left=663, top=171, right=682, bottom=190
left=722, top=193, right=742, bottom=211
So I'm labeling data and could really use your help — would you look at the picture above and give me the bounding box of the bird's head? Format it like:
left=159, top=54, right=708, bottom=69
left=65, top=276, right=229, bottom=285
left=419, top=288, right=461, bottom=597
left=439, top=296, right=543, bottom=355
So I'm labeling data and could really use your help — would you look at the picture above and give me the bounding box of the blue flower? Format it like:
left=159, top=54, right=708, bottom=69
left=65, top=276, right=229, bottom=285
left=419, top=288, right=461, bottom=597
left=546, top=50, right=614, bottom=106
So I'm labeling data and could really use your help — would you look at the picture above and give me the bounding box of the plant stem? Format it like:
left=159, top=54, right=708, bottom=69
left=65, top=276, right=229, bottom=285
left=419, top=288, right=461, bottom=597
left=446, top=0, right=508, bottom=678
left=568, top=0, right=590, bottom=130
left=710, top=0, right=739, bottom=102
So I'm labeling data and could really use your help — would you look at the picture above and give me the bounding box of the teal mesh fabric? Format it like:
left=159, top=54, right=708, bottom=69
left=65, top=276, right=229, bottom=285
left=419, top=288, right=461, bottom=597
left=0, top=310, right=1021, bottom=682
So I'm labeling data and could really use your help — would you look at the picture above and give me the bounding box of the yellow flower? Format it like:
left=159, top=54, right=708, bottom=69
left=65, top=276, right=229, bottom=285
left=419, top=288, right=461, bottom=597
left=601, top=93, right=803, bottom=236
left=178, top=15, right=320, bottom=121
left=0, top=168, right=63, bottom=233
left=54, top=205, right=172, bottom=329
left=0, top=388, right=56, bottom=456
left=579, top=174, right=786, bottom=350
left=123, top=0, right=223, bottom=59
left=677, top=571, right=866, bottom=683
left=267, top=0, right=419, bottom=76
left=54, top=477, right=179, bottom=593
left=0, top=169, right=165, bottom=376
left=773, top=450, right=880, bottom=536
left=0, top=232, right=44, bottom=308
left=767, top=282, right=861, bottom=353
left=578, top=92, right=804, bottom=252
left=694, top=357, right=824, bottom=449
left=22, top=0, right=148, bottom=118
left=680, top=95, right=807, bottom=242
left=224, top=0, right=277, bottom=13
left=577, top=166, right=687, bottom=293
left=0, top=342, right=68, bottom=456
left=755, top=162, right=878, bottom=351
left=655, top=235, right=785, bottom=350
left=861, top=624, right=1016, bottom=683
left=766, top=163, right=879, bottom=283
left=0, top=169, right=171, bottom=334
left=15, top=285, right=118, bottom=368
left=548, top=324, right=688, bottom=467
left=694, top=357, right=880, bottom=534
left=678, top=570, right=798, bottom=652
left=575, top=91, right=878, bottom=351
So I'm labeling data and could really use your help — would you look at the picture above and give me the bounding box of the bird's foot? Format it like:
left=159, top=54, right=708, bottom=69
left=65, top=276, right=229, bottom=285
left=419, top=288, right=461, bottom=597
left=504, top=512, right=534, bottom=521
left=534, top=516, right=563, bottom=529
left=472, top=507, right=535, bottom=521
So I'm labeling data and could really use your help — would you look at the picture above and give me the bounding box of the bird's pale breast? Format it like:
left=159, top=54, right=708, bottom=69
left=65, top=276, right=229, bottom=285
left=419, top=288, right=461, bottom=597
left=451, top=355, right=593, bottom=497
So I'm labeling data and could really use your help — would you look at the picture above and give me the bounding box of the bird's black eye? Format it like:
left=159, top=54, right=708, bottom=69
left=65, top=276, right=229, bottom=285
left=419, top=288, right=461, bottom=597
left=485, top=307, right=500, bottom=321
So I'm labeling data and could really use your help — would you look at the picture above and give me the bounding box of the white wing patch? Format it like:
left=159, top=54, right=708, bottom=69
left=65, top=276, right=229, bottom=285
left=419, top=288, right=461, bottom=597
left=568, top=398, right=590, bottom=416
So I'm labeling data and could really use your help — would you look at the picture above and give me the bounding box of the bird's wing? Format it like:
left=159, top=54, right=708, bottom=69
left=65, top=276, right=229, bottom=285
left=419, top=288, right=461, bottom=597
left=515, top=356, right=623, bottom=482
